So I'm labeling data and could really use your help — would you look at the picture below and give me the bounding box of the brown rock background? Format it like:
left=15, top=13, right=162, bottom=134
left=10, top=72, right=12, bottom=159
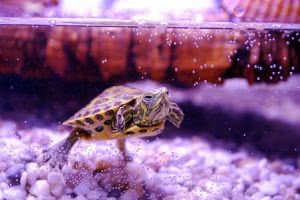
left=0, top=0, right=299, bottom=86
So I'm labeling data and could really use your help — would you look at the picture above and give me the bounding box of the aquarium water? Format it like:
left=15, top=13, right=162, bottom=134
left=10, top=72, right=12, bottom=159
left=0, top=18, right=299, bottom=200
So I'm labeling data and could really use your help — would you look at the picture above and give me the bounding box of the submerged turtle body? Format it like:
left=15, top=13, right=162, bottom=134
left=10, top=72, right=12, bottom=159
left=41, top=85, right=184, bottom=168
left=63, top=86, right=165, bottom=140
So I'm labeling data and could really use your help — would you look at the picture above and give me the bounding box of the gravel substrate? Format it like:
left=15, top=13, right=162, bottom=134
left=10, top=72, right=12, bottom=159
left=0, top=120, right=300, bottom=200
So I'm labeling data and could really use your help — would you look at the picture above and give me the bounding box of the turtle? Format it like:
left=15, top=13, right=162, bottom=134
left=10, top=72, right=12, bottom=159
left=41, top=85, right=184, bottom=168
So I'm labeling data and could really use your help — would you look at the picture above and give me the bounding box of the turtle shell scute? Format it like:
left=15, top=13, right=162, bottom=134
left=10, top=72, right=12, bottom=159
left=63, top=86, right=143, bottom=126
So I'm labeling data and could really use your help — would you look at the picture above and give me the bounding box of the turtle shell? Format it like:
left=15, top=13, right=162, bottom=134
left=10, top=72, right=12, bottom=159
left=63, top=85, right=144, bottom=139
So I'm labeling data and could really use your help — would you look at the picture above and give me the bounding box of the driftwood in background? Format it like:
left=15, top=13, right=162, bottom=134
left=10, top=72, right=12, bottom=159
left=0, top=0, right=299, bottom=86
left=222, top=0, right=300, bottom=23
left=0, top=25, right=299, bottom=86
left=225, top=31, right=299, bottom=84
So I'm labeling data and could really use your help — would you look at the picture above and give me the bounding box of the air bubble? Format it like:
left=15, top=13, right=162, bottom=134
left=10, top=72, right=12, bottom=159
left=50, top=19, right=56, bottom=26
left=101, top=59, right=107, bottom=64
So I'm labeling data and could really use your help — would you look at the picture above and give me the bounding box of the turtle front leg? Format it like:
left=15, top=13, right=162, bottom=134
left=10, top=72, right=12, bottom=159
left=111, top=105, right=133, bottom=132
left=167, top=102, right=184, bottom=128
left=39, top=128, right=90, bottom=169
left=116, top=138, right=132, bottom=163
left=112, top=105, right=133, bottom=162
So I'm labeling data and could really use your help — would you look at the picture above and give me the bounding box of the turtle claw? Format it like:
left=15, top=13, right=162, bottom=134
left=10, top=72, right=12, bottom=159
left=39, top=140, right=71, bottom=169
left=42, top=150, right=67, bottom=169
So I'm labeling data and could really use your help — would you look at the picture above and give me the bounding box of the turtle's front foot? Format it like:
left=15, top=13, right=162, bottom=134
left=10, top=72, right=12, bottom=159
left=39, top=140, right=72, bottom=169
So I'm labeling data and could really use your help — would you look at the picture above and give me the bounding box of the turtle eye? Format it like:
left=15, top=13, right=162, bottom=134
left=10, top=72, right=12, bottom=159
left=143, top=95, right=153, bottom=101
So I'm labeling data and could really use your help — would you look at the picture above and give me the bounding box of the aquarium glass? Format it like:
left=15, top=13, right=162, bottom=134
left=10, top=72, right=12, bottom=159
left=0, top=0, right=300, bottom=199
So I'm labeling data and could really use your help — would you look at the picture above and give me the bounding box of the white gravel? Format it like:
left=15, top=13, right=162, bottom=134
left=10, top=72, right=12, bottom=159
left=0, top=120, right=300, bottom=200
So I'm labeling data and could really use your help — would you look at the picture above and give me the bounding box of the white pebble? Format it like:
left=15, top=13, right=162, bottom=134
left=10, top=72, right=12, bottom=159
left=74, top=180, right=91, bottom=196
left=35, top=195, right=56, bottom=200
left=293, top=177, right=300, bottom=188
left=20, top=171, right=28, bottom=188
left=126, top=162, right=146, bottom=183
left=202, top=180, right=232, bottom=197
left=170, top=192, right=199, bottom=200
left=0, top=161, right=7, bottom=171
left=192, top=190, right=210, bottom=200
left=258, top=181, right=278, bottom=196
left=26, top=162, right=38, bottom=171
left=231, top=184, right=245, bottom=200
left=26, top=195, right=36, bottom=200
left=64, top=187, right=74, bottom=195
left=59, top=195, right=73, bottom=200
left=26, top=163, right=39, bottom=185
left=0, top=182, right=8, bottom=189
left=86, top=190, right=106, bottom=200
left=37, top=165, right=49, bottom=180
left=47, top=171, right=64, bottom=185
left=0, top=150, right=9, bottom=162
left=47, top=171, right=65, bottom=197
left=0, top=172, right=7, bottom=182
left=272, top=195, right=284, bottom=200
left=214, top=151, right=232, bottom=165
left=120, top=189, right=139, bottom=200
left=27, top=171, right=38, bottom=186
left=231, top=191, right=245, bottom=200
left=275, top=175, right=293, bottom=187
left=245, top=185, right=259, bottom=196
left=51, top=185, right=65, bottom=198
left=261, top=197, right=271, bottom=200
left=75, top=195, right=87, bottom=200
left=30, top=180, right=50, bottom=196
left=3, top=186, right=26, bottom=200
left=250, top=192, right=268, bottom=200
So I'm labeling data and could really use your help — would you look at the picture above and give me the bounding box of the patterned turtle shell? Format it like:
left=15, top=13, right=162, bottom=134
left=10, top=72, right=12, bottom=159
left=63, top=85, right=165, bottom=140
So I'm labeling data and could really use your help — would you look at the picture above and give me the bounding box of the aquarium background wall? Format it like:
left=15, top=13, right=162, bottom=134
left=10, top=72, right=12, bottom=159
left=0, top=0, right=300, bottom=200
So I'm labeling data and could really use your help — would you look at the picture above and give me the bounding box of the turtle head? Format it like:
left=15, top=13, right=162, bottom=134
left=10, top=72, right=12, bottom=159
left=133, top=87, right=170, bottom=126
